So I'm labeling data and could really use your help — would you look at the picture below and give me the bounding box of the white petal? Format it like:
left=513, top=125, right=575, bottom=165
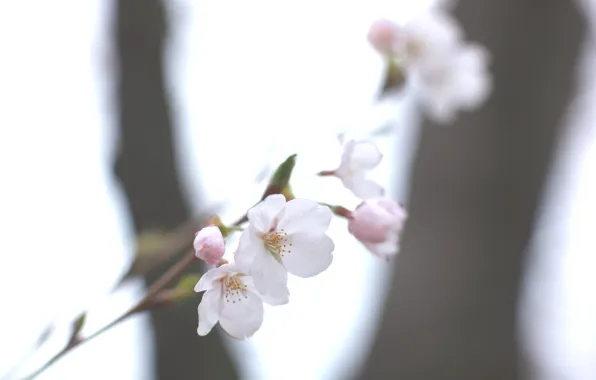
left=282, top=232, right=334, bottom=278
left=453, top=44, right=491, bottom=109
left=197, top=286, right=223, bottom=336
left=247, top=194, right=286, bottom=233
left=194, top=266, right=228, bottom=293
left=219, top=289, right=264, bottom=339
left=233, top=225, right=261, bottom=272
left=277, top=199, right=332, bottom=235
left=348, top=141, right=383, bottom=171
left=251, top=249, right=289, bottom=305
left=343, top=174, right=385, bottom=199
left=336, top=140, right=356, bottom=174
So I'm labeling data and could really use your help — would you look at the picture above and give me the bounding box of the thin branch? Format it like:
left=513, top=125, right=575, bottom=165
left=21, top=251, right=198, bottom=380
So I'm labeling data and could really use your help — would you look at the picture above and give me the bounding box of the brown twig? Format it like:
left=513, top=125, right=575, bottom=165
left=21, top=251, right=198, bottom=380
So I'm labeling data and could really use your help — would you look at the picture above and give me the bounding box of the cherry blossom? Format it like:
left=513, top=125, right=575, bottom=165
left=194, top=225, right=225, bottom=265
left=368, top=10, right=491, bottom=123
left=235, top=194, right=334, bottom=305
left=321, top=140, right=384, bottom=199
left=410, top=42, right=491, bottom=123
left=194, top=264, right=264, bottom=339
left=348, top=198, right=407, bottom=261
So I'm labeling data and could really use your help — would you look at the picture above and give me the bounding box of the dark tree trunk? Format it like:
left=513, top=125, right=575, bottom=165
left=113, top=0, right=237, bottom=379
left=359, top=1, right=585, bottom=379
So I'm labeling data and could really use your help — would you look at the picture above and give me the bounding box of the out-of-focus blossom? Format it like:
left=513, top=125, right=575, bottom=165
left=235, top=194, right=334, bottom=305
left=412, top=42, right=491, bottom=123
left=194, top=264, right=263, bottom=339
left=320, top=140, right=384, bottom=199
left=368, top=10, right=492, bottom=123
left=348, top=198, right=407, bottom=261
left=368, top=18, right=400, bottom=55
left=194, top=225, right=225, bottom=265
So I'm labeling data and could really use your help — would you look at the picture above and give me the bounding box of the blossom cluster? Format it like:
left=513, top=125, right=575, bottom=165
left=368, top=9, right=491, bottom=123
left=192, top=138, right=407, bottom=339
left=191, top=7, right=491, bottom=340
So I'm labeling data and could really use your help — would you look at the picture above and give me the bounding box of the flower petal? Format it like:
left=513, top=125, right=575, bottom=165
left=219, top=289, right=264, bottom=339
left=343, top=174, right=384, bottom=199
left=277, top=199, right=332, bottom=235
left=194, top=266, right=227, bottom=293
left=364, top=235, right=399, bottom=261
left=282, top=232, right=334, bottom=278
left=337, top=140, right=356, bottom=174
left=348, top=141, right=383, bottom=171
left=247, top=194, right=286, bottom=233
left=250, top=249, right=289, bottom=305
left=233, top=225, right=261, bottom=272
left=197, top=286, right=223, bottom=336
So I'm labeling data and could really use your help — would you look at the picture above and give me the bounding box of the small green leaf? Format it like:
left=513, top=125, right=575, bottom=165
left=72, top=313, right=86, bottom=335
left=263, top=154, right=297, bottom=199
left=380, top=59, right=406, bottom=97
left=66, top=312, right=87, bottom=347
left=176, top=273, right=203, bottom=292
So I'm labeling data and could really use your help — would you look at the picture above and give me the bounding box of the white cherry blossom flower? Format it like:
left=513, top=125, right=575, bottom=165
left=321, top=140, right=384, bottom=199
left=194, top=264, right=264, bottom=339
left=348, top=198, right=407, bottom=261
left=235, top=194, right=334, bottom=305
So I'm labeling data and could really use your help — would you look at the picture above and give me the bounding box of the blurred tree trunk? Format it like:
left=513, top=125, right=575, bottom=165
left=113, top=0, right=237, bottom=379
left=359, top=1, right=584, bottom=379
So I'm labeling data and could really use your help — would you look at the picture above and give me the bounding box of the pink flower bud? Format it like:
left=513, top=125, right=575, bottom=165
left=194, top=225, right=225, bottom=265
left=348, top=198, right=407, bottom=260
left=368, top=19, right=399, bottom=55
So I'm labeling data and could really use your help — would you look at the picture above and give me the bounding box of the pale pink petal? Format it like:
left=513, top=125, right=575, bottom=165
left=194, top=267, right=227, bottom=293
left=197, top=286, right=223, bottom=336
left=219, top=289, right=264, bottom=339
left=194, top=225, right=225, bottom=265
left=453, top=44, right=491, bottom=110
left=250, top=249, right=289, bottom=305
left=348, top=198, right=407, bottom=260
left=277, top=199, right=332, bottom=235
left=282, top=233, right=334, bottom=278
left=348, top=141, right=383, bottom=170
left=368, top=19, right=399, bottom=55
left=337, top=140, right=356, bottom=175
left=247, top=194, right=286, bottom=233
left=343, top=174, right=384, bottom=199
left=401, top=9, right=462, bottom=64
left=364, top=234, right=400, bottom=261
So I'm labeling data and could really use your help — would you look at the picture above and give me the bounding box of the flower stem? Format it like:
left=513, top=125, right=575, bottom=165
left=317, top=170, right=335, bottom=176
left=22, top=251, right=198, bottom=380
left=318, top=202, right=353, bottom=219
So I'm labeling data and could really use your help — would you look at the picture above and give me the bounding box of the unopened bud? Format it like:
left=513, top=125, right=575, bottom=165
left=194, top=225, right=225, bottom=265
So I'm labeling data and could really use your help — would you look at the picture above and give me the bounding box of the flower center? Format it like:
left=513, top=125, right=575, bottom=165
left=262, top=229, right=292, bottom=259
left=223, top=274, right=248, bottom=304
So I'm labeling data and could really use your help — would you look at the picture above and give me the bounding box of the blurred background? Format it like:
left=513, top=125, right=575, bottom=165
left=1, top=0, right=595, bottom=379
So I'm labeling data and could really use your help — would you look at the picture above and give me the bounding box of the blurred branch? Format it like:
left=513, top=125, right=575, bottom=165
left=21, top=251, right=199, bottom=380
left=114, top=213, right=211, bottom=290
left=18, top=153, right=298, bottom=380
left=1, top=325, right=52, bottom=380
